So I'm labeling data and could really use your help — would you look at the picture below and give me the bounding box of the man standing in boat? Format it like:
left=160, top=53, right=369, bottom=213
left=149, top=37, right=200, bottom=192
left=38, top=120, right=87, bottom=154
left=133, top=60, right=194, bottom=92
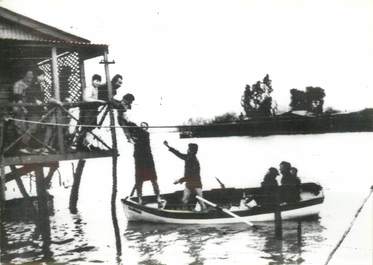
left=163, top=141, right=207, bottom=211
left=130, top=122, right=161, bottom=207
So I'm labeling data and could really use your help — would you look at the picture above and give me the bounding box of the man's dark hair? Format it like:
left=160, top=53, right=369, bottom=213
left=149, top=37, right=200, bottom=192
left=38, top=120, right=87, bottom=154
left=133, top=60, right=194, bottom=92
left=122, top=93, right=135, bottom=103
left=269, top=167, right=279, bottom=176
left=280, top=161, right=291, bottom=170
left=22, top=68, right=33, bottom=77
left=92, top=74, right=102, bottom=82
left=290, top=167, right=298, bottom=174
left=34, top=69, right=44, bottom=77
left=111, top=74, right=123, bottom=84
left=188, top=143, right=198, bottom=154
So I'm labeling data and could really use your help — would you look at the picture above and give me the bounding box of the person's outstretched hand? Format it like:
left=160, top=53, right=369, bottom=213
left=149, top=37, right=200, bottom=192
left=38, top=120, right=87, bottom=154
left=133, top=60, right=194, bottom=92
left=163, top=140, right=169, bottom=148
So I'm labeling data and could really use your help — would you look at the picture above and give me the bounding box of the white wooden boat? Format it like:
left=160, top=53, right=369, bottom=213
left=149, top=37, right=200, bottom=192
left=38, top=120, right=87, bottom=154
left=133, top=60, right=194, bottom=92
left=122, top=182, right=324, bottom=224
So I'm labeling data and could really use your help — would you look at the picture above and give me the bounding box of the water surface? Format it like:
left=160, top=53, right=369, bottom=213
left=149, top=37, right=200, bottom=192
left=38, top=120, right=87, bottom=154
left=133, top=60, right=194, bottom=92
left=2, top=132, right=372, bottom=264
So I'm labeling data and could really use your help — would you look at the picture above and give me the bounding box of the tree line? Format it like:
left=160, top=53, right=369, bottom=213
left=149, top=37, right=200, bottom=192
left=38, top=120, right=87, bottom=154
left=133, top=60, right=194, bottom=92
left=185, top=75, right=333, bottom=126
left=241, top=74, right=327, bottom=118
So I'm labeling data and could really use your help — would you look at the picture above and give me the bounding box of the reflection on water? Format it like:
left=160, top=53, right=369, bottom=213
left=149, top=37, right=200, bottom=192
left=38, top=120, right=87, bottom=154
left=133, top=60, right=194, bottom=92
left=1, top=212, right=101, bottom=264
left=123, top=218, right=325, bottom=265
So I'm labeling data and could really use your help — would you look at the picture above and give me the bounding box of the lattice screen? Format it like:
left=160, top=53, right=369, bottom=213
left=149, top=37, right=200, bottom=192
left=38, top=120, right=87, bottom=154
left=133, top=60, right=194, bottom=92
left=39, top=52, right=83, bottom=103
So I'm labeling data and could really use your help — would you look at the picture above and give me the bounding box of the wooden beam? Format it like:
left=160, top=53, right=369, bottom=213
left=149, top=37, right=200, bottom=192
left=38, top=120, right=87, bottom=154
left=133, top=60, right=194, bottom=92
left=5, top=165, right=33, bottom=183
left=3, top=150, right=117, bottom=166
left=51, top=47, right=65, bottom=153
left=9, top=165, right=30, bottom=200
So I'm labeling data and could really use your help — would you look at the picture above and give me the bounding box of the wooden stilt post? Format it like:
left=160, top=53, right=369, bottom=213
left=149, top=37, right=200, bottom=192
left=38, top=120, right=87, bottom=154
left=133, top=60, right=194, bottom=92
left=44, top=163, right=59, bottom=189
left=297, top=220, right=302, bottom=246
left=51, top=47, right=65, bottom=153
left=0, top=121, right=6, bottom=205
left=0, top=163, right=5, bottom=215
left=0, top=121, right=6, bottom=243
left=34, top=165, right=51, bottom=255
left=274, top=192, right=283, bottom=239
left=0, top=161, right=7, bottom=252
left=103, top=50, right=122, bottom=256
left=69, top=159, right=86, bottom=213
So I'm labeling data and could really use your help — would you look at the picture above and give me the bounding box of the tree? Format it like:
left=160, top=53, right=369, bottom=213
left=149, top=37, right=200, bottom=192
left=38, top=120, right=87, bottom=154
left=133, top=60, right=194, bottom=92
left=241, top=74, right=275, bottom=118
left=289, top=89, right=306, bottom=111
left=305, top=86, right=325, bottom=114
left=212, top=112, right=239, bottom=123
left=289, top=86, right=326, bottom=114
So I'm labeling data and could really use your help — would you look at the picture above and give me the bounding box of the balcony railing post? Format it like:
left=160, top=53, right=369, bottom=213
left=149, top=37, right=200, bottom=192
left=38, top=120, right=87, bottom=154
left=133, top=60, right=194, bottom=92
left=51, top=47, right=65, bottom=153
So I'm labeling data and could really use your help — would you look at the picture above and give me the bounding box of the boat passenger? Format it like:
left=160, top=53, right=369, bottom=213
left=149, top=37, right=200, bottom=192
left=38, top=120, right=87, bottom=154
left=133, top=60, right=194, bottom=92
left=289, top=167, right=301, bottom=201
left=163, top=141, right=207, bottom=211
left=280, top=161, right=301, bottom=203
left=129, top=122, right=161, bottom=206
left=260, top=167, right=279, bottom=206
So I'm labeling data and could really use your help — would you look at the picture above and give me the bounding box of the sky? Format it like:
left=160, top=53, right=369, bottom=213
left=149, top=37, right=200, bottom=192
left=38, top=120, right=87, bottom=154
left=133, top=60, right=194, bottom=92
left=1, top=0, right=373, bottom=125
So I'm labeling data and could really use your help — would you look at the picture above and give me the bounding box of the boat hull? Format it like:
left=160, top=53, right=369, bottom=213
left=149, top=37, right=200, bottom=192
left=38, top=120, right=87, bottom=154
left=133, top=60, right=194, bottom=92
left=122, top=184, right=324, bottom=224
left=123, top=200, right=322, bottom=224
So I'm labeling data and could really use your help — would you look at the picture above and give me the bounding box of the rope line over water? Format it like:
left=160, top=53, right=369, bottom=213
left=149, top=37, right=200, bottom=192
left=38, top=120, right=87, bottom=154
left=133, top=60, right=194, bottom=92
left=323, top=186, right=373, bottom=265
left=5, top=117, right=232, bottom=129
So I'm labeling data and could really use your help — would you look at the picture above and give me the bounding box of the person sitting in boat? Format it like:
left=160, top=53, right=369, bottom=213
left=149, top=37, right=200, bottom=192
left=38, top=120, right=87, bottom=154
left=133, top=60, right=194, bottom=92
left=163, top=141, right=207, bottom=211
left=289, top=167, right=301, bottom=201
left=279, top=161, right=301, bottom=203
left=260, top=167, right=279, bottom=206
left=129, top=121, right=161, bottom=207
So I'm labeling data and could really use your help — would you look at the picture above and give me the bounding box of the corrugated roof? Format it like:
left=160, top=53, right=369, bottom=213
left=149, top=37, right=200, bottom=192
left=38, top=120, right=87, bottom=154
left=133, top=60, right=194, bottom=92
left=0, top=6, right=92, bottom=43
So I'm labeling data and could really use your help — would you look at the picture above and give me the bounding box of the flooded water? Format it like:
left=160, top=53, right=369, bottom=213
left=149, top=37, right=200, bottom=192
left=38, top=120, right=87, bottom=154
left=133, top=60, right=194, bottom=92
left=1, top=132, right=373, bottom=265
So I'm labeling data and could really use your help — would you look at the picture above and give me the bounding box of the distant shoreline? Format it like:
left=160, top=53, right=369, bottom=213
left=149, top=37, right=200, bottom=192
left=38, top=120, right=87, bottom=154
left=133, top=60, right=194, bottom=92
left=179, top=109, right=373, bottom=138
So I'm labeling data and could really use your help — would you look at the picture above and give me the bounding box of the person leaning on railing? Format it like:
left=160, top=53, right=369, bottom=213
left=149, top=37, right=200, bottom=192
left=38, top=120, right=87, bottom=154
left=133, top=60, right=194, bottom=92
left=76, top=74, right=105, bottom=151
left=112, top=93, right=135, bottom=143
left=12, top=68, right=34, bottom=154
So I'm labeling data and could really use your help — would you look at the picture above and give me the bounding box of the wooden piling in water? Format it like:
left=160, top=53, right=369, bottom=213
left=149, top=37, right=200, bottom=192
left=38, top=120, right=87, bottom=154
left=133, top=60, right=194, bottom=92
left=0, top=121, right=6, bottom=208
left=69, top=159, right=86, bottom=213
left=274, top=193, right=283, bottom=239
left=103, top=50, right=122, bottom=255
left=34, top=165, right=51, bottom=253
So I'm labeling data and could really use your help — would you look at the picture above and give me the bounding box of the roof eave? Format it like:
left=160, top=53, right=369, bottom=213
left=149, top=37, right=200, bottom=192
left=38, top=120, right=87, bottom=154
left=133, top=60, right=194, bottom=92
left=0, top=6, right=90, bottom=43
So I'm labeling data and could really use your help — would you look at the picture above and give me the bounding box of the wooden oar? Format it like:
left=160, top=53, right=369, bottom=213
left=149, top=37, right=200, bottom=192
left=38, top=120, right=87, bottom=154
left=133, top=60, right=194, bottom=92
left=215, top=177, right=226, bottom=189
left=196, top=195, right=254, bottom=227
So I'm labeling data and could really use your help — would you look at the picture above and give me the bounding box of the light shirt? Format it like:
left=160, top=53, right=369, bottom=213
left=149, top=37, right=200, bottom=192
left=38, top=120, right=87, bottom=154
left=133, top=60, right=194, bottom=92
left=13, top=79, right=29, bottom=101
left=82, top=85, right=99, bottom=102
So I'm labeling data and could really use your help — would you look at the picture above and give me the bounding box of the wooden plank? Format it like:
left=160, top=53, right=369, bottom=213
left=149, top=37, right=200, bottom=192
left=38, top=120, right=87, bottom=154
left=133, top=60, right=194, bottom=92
left=2, top=150, right=117, bottom=166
